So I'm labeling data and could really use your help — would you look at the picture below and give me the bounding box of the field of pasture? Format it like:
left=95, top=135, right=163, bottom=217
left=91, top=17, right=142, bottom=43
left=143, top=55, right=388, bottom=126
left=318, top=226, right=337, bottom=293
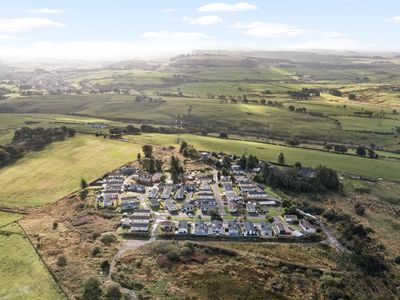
left=0, top=223, right=65, bottom=300
left=0, top=135, right=142, bottom=207
left=125, top=133, right=400, bottom=181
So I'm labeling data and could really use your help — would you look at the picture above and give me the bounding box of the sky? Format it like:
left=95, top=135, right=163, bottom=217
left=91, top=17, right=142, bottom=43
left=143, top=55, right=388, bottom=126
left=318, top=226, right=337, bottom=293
left=1, top=0, right=400, bottom=60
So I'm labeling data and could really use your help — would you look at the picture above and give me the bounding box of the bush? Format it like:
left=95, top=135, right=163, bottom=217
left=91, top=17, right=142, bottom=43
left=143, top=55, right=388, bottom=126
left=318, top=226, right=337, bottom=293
left=354, top=203, right=365, bottom=216
left=56, top=255, right=67, bottom=267
left=394, top=256, right=400, bottom=265
left=180, top=246, right=193, bottom=257
left=100, top=233, right=117, bottom=245
left=166, top=250, right=180, bottom=262
left=83, top=276, right=102, bottom=300
left=101, top=260, right=110, bottom=274
left=105, top=282, right=122, bottom=300
left=91, top=246, right=102, bottom=257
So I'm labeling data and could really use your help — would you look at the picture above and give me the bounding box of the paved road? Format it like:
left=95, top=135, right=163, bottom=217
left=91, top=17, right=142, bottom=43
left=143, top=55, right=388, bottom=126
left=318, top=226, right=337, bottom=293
left=212, top=172, right=227, bottom=216
left=316, top=221, right=346, bottom=252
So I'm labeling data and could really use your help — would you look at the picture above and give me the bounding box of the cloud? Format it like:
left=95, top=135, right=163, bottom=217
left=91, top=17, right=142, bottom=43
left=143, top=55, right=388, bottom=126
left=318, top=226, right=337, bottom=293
left=141, top=31, right=213, bottom=41
left=183, top=15, right=223, bottom=25
left=0, top=18, right=64, bottom=32
left=233, top=22, right=303, bottom=38
left=233, top=21, right=343, bottom=39
left=388, top=16, right=400, bottom=23
left=198, top=2, right=257, bottom=12
left=27, top=8, right=64, bottom=14
left=0, top=35, right=16, bottom=40
left=160, top=8, right=176, bottom=13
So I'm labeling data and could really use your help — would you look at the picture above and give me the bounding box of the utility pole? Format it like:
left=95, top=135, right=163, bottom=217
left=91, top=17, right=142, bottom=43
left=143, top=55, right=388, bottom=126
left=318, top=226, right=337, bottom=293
left=175, top=114, right=183, bottom=143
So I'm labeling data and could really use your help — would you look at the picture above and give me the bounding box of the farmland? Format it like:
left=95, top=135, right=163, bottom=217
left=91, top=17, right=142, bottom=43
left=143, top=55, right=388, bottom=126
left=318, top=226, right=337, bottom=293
left=0, top=135, right=142, bottom=207
left=124, top=133, right=400, bottom=180
left=0, top=223, right=65, bottom=300
left=0, top=211, right=22, bottom=227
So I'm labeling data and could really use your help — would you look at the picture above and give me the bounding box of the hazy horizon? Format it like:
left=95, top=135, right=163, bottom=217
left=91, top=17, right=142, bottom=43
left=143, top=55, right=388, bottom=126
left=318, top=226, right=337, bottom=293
left=1, top=0, right=400, bottom=61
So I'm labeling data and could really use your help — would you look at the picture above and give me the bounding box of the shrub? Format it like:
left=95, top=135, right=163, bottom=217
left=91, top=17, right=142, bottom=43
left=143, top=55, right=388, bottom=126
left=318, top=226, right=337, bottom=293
left=101, top=260, right=110, bottom=274
left=394, top=256, right=400, bottom=265
left=100, top=233, right=117, bottom=245
left=166, top=250, right=180, bottom=262
left=105, top=282, right=122, bottom=300
left=91, top=246, right=101, bottom=257
left=56, top=255, right=67, bottom=267
left=52, top=222, right=58, bottom=230
left=354, top=203, right=366, bottom=216
left=83, top=276, right=102, bottom=300
left=180, top=246, right=193, bottom=257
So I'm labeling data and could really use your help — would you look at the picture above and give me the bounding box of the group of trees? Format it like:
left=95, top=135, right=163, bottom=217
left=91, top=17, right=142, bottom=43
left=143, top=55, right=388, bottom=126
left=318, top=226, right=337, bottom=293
left=288, top=105, right=307, bottom=113
left=109, top=124, right=180, bottom=139
left=13, top=126, right=76, bottom=151
left=356, top=146, right=378, bottom=158
left=179, top=141, right=199, bottom=159
left=287, top=88, right=320, bottom=99
left=1, top=126, right=76, bottom=168
left=170, top=156, right=184, bottom=183
left=238, top=154, right=259, bottom=170
left=323, top=143, right=378, bottom=159
left=255, top=164, right=341, bottom=194
left=140, top=145, right=163, bottom=174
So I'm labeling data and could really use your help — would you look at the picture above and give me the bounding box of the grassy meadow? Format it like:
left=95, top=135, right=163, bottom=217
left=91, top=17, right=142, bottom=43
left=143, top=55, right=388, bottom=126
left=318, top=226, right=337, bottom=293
left=0, top=135, right=142, bottom=207
left=126, top=133, right=400, bottom=180
left=0, top=211, right=22, bottom=227
left=0, top=223, right=66, bottom=300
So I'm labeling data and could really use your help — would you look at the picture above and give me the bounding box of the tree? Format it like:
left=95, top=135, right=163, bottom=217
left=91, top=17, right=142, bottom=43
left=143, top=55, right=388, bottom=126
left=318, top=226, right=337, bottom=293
left=83, top=276, right=102, bottom=300
left=171, top=169, right=179, bottom=184
left=80, top=190, right=88, bottom=201
left=80, top=178, right=88, bottom=190
left=294, top=162, right=302, bottom=168
left=354, top=203, right=365, bottom=216
left=179, top=141, right=188, bottom=153
left=315, top=166, right=341, bottom=192
left=287, top=138, right=300, bottom=147
left=155, top=159, right=163, bottom=172
left=348, top=93, right=356, bottom=100
left=238, top=154, right=247, bottom=170
left=367, top=149, right=378, bottom=159
left=222, top=155, right=232, bottom=168
left=356, top=146, right=366, bottom=157
left=278, top=152, right=285, bottom=164
left=142, top=144, right=153, bottom=158
left=288, top=105, right=295, bottom=112
left=219, top=132, right=228, bottom=139
left=137, top=152, right=141, bottom=162
left=221, top=167, right=230, bottom=176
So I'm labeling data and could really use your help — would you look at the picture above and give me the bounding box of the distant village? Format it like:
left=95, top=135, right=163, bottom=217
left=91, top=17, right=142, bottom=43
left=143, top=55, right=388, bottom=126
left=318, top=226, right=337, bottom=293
left=95, top=150, right=319, bottom=241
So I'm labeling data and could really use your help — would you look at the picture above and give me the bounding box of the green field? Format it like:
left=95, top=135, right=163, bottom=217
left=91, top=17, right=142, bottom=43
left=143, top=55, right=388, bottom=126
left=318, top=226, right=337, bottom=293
left=0, top=211, right=22, bottom=227
left=126, top=133, right=400, bottom=180
left=0, top=223, right=65, bottom=300
left=0, top=135, right=142, bottom=207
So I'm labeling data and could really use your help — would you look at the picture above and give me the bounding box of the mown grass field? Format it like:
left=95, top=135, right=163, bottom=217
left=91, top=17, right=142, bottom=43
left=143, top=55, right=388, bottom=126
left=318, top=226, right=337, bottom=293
left=0, top=223, right=65, bottom=300
left=0, top=135, right=142, bottom=207
left=126, top=133, right=400, bottom=180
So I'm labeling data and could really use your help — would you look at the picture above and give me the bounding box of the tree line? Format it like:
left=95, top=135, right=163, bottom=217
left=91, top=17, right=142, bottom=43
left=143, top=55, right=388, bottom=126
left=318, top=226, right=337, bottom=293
left=0, top=126, right=76, bottom=168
